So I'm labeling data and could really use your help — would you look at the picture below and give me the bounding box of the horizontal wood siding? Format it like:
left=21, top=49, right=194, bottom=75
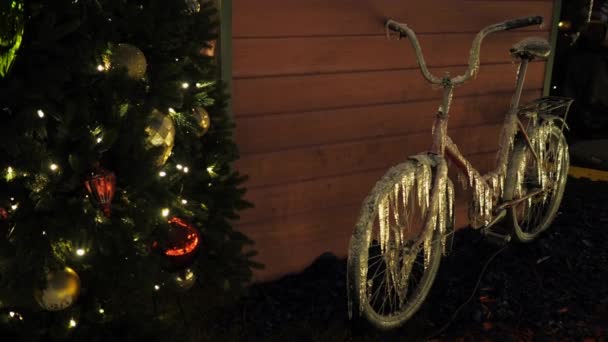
left=233, top=0, right=553, bottom=281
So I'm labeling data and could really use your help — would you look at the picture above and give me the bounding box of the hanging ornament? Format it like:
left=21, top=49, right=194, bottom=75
left=0, top=0, right=25, bottom=78
left=154, top=216, right=200, bottom=268
left=34, top=267, right=81, bottom=311
left=191, top=107, right=210, bottom=137
left=184, top=0, right=201, bottom=14
left=144, top=109, right=175, bottom=166
left=0, top=207, right=11, bottom=238
left=84, top=167, right=116, bottom=217
left=199, top=40, right=216, bottom=58
left=172, top=268, right=197, bottom=291
left=103, top=43, right=147, bottom=79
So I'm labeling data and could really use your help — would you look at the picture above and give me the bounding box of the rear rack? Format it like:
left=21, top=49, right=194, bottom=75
left=517, top=96, right=574, bottom=130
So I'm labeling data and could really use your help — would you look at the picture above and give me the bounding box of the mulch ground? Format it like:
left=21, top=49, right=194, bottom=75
left=212, top=177, right=608, bottom=341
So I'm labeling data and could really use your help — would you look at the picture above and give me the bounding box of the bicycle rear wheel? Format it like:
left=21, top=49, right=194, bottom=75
left=347, top=156, right=453, bottom=330
left=504, top=123, right=569, bottom=242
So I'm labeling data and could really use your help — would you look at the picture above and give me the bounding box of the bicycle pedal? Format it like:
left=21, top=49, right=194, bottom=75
left=482, top=230, right=512, bottom=245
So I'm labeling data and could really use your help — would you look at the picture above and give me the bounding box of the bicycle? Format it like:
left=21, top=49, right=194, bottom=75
left=347, top=16, right=574, bottom=330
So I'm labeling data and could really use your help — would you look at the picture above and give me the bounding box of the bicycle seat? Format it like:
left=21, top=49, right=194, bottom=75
left=509, top=37, right=551, bottom=60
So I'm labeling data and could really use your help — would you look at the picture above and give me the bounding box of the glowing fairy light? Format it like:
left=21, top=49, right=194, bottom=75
left=154, top=284, right=160, bottom=291
left=9, top=311, right=15, bottom=318
left=183, top=167, right=189, bottom=173
left=76, top=248, right=86, bottom=256
left=5, top=166, right=15, bottom=181
left=68, top=318, right=77, bottom=328
left=97, top=64, right=105, bottom=72
left=161, top=208, right=170, bottom=217
left=181, top=82, right=189, bottom=89
left=207, top=165, right=217, bottom=177
left=37, top=109, right=45, bottom=118
left=98, top=308, right=105, bottom=314
left=181, top=199, right=188, bottom=204
left=49, top=163, right=58, bottom=172
left=159, top=171, right=167, bottom=177
left=176, top=164, right=183, bottom=170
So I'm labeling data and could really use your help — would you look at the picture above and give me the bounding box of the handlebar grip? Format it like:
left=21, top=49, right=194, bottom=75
left=386, top=20, right=403, bottom=34
left=503, top=16, right=543, bottom=30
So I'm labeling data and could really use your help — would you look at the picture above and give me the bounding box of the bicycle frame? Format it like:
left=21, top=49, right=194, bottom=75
left=386, top=17, right=544, bottom=228
left=433, top=60, right=529, bottom=227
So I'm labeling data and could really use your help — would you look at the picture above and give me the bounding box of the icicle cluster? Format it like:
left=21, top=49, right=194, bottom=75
left=514, top=121, right=565, bottom=211
left=349, top=155, right=454, bottom=317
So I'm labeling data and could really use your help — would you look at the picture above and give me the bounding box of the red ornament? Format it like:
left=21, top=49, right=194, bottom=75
left=165, top=217, right=200, bottom=257
left=84, top=167, right=116, bottom=217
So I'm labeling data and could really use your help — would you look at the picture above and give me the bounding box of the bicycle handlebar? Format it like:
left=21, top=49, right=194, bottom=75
left=386, top=16, right=544, bottom=85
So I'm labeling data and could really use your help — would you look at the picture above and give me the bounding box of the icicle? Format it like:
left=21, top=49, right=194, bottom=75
left=378, top=196, right=390, bottom=253
left=445, top=180, right=455, bottom=254
left=391, top=183, right=401, bottom=247
left=423, top=212, right=437, bottom=270
left=457, top=171, right=469, bottom=190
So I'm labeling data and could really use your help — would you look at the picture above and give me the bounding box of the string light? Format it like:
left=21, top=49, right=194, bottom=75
left=98, top=308, right=105, bottom=314
left=176, top=164, right=183, bottom=170
left=96, top=137, right=103, bottom=143
left=68, top=318, right=77, bottom=328
left=97, top=64, right=105, bottom=72
left=10, top=203, right=18, bottom=210
left=42, top=231, right=46, bottom=235
left=183, top=167, right=189, bottom=173
left=37, top=109, right=45, bottom=118
left=75, top=248, right=86, bottom=256
left=181, top=82, right=189, bottom=89
left=49, top=163, right=59, bottom=172
left=161, top=208, right=170, bottom=217
left=181, top=199, right=188, bottom=204
left=207, top=165, right=217, bottom=177
left=9, top=311, right=15, bottom=318
left=154, top=284, right=160, bottom=291
left=159, top=171, right=167, bottom=177
left=5, top=166, right=16, bottom=181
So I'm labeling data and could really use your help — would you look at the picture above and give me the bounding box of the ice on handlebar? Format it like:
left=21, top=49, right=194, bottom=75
left=385, top=16, right=544, bottom=85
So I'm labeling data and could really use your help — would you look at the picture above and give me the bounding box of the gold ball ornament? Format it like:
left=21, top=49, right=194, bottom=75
left=184, top=0, right=201, bottom=14
left=144, top=109, right=176, bottom=166
left=103, top=43, right=147, bottom=79
left=173, top=268, right=197, bottom=291
left=192, top=107, right=210, bottom=137
left=34, top=267, right=81, bottom=311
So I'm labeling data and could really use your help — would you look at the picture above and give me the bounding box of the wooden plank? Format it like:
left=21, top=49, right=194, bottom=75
left=237, top=131, right=500, bottom=224
left=233, top=31, right=549, bottom=78
left=232, top=62, right=546, bottom=116
left=237, top=123, right=504, bottom=190
left=238, top=152, right=495, bottom=281
left=235, top=90, right=542, bottom=155
left=233, top=0, right=553, bottom=38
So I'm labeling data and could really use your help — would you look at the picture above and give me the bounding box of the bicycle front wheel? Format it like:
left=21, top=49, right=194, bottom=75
left=347, top=156, right=453, bottom=330
left=504, top=123, right=569, bottom=242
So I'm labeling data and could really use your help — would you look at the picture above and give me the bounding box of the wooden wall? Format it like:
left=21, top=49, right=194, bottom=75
left=232, top=0, right=554, bottom=281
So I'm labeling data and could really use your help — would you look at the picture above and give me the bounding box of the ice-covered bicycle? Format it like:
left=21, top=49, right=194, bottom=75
left=347, top=16, right=573, bottom=329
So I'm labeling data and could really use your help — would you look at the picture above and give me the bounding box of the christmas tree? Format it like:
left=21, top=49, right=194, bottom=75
left=0, top=0, right=257, bottom=340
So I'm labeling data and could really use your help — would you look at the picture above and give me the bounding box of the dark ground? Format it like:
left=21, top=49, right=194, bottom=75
left=211, top=177, right=608, bottom=341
